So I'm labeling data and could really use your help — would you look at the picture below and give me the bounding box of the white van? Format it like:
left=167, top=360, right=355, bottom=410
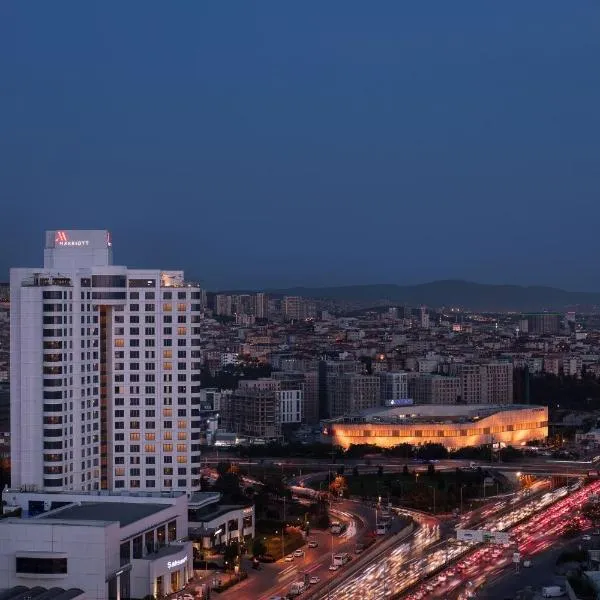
left=289, top=581, right=306, bottom=596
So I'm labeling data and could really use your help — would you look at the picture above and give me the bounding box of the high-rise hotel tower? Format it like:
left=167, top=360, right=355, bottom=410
left=11, top=230, right=204, bottom=493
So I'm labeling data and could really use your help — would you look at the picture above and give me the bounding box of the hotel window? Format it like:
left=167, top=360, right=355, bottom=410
left=130, top=433, right=140, bottom=441
left=177, top=433, right=187, bottom=441
left=177, top=303, right=186, bottom=312
left=164, top=421, right=172, bottom=428
left=168, top=520, right=177, bottom=542
left=163, top=350, right=172, bottom=358
left=177, top=420, right=186, bottom=429
left=114, top=339, right=124, bottom=348
left=163, top=443, right=173, bottom=452
left=177, top=455, right=186, bottom=462
left=164, top=479, right=172, bottom=487
left=163, top=303, right=172, bottom=311
left=163, top=431, right=172, bottom=440
left=164, top=362, right=172, bottom=370
left=145, top=433, right=156, bottom=440
left=145, top=444, right=156, bottom=452
left=163, top=408, right=173, bottom=417
left=163, top=327, right=172, bottom=335
left=146, top=421, right=155, bottom=429
left=177, top=327, right=186, bottom=335
left=115, top=468, right=125, bottom=476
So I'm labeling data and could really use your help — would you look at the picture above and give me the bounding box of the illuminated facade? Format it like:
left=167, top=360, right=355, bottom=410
left=323, top=404, right=548, bottom=450
left=10, top=230, right=205, bottom=493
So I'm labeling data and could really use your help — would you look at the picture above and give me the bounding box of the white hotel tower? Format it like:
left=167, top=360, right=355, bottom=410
left=11, top=230, right=205, bottom=493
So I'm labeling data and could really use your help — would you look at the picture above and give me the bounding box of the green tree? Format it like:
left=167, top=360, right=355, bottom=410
left=252, top=538, right=267, bottom=557
left=223, top=543, right=239, bottom=571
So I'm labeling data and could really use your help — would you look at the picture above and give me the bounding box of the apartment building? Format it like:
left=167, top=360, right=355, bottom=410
left=329, top=373, right=381, bottom=418
left=449, top=362, right=513, bottom=405
left=221, top=379, right=283, bottom=441
left=10, top=230, right=204, bottom=494
left=379, top=372, right=409, bottom=405
left=409, top=374, right=461, bottom=404
left=272, top=370, right=319, bottom=424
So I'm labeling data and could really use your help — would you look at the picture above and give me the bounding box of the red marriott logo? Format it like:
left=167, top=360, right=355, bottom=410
left=54, top=231, right=90, bottom=247
left=55, top=231, right=68, bottom=243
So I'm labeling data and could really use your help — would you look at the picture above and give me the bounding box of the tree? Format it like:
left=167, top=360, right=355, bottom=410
left=252, top=538, right=266, bottom=557
left=330, top=475, right=348, bottom=497
left=582, top=501, right=600, bottom=528
left=223, top=543, right=239, bottom=571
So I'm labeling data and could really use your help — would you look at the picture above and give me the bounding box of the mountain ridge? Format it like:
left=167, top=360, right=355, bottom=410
left=219, top=280, right=600, bottom=312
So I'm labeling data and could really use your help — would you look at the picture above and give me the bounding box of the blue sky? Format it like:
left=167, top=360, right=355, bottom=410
left=1, top=1, right=599, bottom=290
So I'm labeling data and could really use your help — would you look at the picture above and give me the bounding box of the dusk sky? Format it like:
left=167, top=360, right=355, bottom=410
left=1, top=2, right=599, bottom=291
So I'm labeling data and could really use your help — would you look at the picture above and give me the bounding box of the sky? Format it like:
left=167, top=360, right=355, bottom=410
left=1, top=1, right=599, bottom=291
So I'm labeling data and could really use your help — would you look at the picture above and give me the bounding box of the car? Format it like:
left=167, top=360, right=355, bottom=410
left=309, top=576, right=320, bottom=585
left=308, top=540, right=318, bottom=548
left=329, top=564, right=339, bottom=571
left=293, top=549, right=305, bottom=558
left=285, top=554, right=294, bottom=562
left=583, top=535, right=592, bottom=541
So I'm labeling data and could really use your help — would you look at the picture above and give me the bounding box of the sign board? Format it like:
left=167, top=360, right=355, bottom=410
left=457, top=529, right=510, bottom=544
left=456, top=529, right=484, bottom=543
left=483, top=531, right=510, bottom=544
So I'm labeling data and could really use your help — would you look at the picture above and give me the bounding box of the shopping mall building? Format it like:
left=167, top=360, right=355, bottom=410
left=322, top=404, right=548, bottom=450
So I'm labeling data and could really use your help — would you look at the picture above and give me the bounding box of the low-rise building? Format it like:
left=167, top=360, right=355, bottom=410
left=0, top=489, right=193, bottom=600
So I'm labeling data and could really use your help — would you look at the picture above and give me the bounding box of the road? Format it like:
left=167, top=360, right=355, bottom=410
left=399, top=479, right=600, bottom=600
left=213, top=499, right=380, bottom=600
left=316, top=480, right=578, bottom=600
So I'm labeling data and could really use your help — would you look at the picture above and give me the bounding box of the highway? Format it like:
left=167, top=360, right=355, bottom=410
left=315, top=480, right=584, bottom=600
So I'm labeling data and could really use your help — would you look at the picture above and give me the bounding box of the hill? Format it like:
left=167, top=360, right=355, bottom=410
left=263, top=280, right=600, bottom=312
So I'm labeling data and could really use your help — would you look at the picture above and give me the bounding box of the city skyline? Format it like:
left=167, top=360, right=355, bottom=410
left=2, top=2, right=600, bottom=290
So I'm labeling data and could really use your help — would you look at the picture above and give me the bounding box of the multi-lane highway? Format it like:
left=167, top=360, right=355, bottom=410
left=315, top=479, right=594, bottom=600
left=400, top=479, right=600, bottom=600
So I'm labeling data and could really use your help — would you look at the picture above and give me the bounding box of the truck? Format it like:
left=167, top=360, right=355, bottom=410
left=289, top=581, right=306, bottom=596
left=541, top=586, right=564, bottom=597
left=333, top=552, right=351, bottom=566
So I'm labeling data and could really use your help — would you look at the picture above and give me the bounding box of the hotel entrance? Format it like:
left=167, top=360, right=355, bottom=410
left=170, top=570, right=180, bottom=592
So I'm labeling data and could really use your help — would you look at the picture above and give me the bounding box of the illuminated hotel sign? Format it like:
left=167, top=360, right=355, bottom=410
left=167, top=555, right=188, bottom=570
left=54, top=231, right=90, bottom=247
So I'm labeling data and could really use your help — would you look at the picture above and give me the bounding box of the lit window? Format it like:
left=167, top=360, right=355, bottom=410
left=177, top=303, right=186, bottom=312
left=163, top=443, right=173, bottom=452
left=145, top=433, right=156, bottom=440
left=163, top=350, right=172, bottom=358
left=177, top=432, right=187, bottom=440
left=163, top=304, right=172, bottom=311
left=130, top=433, right=140, bottom=441
left=177, top=456, right=187, bottom=463
left=178, top=420, right=186, bottom=429
left=177, top=327, right=186, bottom=335
left=176, top=444, right=186, bottom=452
left=115, top=468, right=125, bottom=476
left=163, top=409, right=172, bottom=417
left=164, top=362, right=172, bottom=370
left=114, top=339, right=124, bottom=347
left=145, top=444, right=155, bottom=452
left=163, top=431, right=172, bottom=440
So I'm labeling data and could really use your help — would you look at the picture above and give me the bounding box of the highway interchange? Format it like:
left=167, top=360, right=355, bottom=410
left=207, top=455, right=600, bottom=600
